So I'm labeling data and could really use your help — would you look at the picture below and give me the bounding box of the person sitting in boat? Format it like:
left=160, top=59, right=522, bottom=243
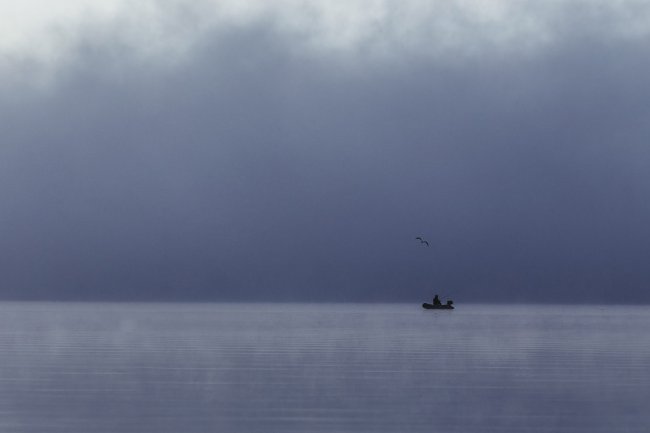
left=433, top=294, right=442, bottom=306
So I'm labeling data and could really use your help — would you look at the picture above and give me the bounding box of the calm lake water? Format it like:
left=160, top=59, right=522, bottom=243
left=0, top=302, right=648, bottom=433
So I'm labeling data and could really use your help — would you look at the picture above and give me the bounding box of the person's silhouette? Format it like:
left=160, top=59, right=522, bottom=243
left=433, top=294, right=441, bottom=306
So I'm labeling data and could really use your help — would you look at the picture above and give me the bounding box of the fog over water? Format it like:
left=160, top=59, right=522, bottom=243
left=1, top=1, right=649, bottom=302
left=1, top=302, right=649, bottom=432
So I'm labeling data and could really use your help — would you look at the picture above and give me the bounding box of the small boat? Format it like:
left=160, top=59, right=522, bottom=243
left=422, top=303, right=454, bottom=309
left=422, top=300, right=454, bottom=310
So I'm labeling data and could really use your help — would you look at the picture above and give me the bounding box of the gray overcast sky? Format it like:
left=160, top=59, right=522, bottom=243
left=1, top=1, right=649, bottom=302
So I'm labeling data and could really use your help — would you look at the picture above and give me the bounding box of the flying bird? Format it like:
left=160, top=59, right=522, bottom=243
left=415, top=237, right=429, bottom=247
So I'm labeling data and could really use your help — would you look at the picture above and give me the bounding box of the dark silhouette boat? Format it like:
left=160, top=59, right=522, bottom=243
left=422, top=300, right=454, bottom=310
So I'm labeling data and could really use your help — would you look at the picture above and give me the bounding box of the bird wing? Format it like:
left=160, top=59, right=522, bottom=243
left=416, top=237, right=422, bottom=241
left=423, top=241, right=429, bottom=246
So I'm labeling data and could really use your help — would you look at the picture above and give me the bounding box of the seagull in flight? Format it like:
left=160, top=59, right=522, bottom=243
left=415, top=237, right=429, bottom=247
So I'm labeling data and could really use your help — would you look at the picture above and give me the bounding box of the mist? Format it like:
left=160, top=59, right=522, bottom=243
left=1, top=1, right=649, bottom=302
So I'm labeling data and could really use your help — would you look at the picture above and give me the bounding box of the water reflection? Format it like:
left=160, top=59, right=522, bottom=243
left=0, top=303, right=648, bottom=432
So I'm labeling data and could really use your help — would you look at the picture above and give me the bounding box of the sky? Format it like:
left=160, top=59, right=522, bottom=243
left=1, top=0, right=649, bottom=302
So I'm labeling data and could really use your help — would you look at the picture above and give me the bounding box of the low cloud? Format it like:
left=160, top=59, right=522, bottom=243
left=1, top=1, right=649, bottom=302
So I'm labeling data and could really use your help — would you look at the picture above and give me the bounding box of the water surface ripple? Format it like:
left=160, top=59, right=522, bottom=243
left=1, top=302, right=648, bottom=432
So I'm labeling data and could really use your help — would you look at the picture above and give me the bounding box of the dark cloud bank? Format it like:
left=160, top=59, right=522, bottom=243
left=1, top=16, right=649, bottom=303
